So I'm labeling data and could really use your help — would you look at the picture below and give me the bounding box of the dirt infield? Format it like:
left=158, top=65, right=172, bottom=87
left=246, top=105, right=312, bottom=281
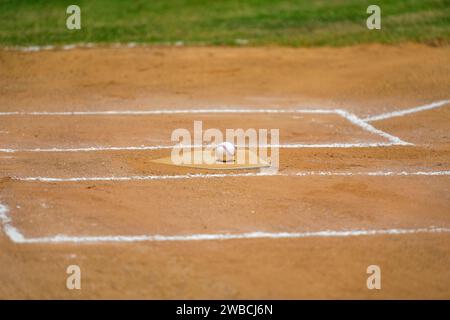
left=0, top=44, right=449, bottom=299
left=1, top=43, right=449, bottom=113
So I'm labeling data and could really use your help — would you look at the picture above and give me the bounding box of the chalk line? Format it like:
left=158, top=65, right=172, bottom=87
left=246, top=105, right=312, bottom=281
left=0, top=108, right=337, bottom=116
left=15, top=172, right=273, bottom=182
left=2, top=101, right=448, bottom=121
left=0, top=145, right=174, bottom=153
left=2, top=44, right=93, bottom=52
left=1, top=42, right=185, bottom=53
left=335, top=109, right=411, bottom=145
left=294, top=170, right=450, bottom=177
left=0, top=142, right=407, bottom=153
left=2, top=40, right=248, bottom=52
left=1, top=202, right=449, bottom=244
left=8, top=227, right=450, bottom=244
left=363, top=100, right=450, bottom=122
left=12, top=170, right=450, bottom=182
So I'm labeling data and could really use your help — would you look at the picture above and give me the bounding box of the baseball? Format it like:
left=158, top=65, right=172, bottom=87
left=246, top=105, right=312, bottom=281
left=215, top=142, right=235, bottom=162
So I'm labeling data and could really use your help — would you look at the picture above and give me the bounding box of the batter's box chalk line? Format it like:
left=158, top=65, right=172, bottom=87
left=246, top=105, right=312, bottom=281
left=1, top=203, right=450, bottom=244
left=11, top=170, right=450, bottom=182
left=363, top=100, right=450, bottom=122
left=0, top=108, right=413, bottom=153
left=1, top=101, right=449, bottom=244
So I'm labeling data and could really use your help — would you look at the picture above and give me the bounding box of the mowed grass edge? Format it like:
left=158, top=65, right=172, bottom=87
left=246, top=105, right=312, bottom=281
left=0, top=0, right=449, bottom=47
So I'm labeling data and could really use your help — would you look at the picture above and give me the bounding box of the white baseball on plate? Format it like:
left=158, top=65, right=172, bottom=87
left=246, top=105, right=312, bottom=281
left=215, top=142, right=235, bottom=162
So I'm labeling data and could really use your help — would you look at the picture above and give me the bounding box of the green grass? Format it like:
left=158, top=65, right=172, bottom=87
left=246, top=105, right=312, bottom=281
left=0, top=0, right=448, bottom=46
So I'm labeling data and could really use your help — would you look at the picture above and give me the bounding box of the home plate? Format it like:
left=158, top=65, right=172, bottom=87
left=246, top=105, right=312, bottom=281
left=151, top=149, right=270, bottom=170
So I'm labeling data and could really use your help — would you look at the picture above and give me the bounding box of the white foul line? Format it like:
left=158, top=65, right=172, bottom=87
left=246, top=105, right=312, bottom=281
left=0, top=142, right=406, bottom=153
left=12, top=170, right=450, bottom=182
left=1, top=100, right=447, bottom=122
left=0, top=145, right=174, bottom=153
left=0, top=203, right=449, bottom=244
left=363, top=100, right=450, bottom=122
left=294, top=170, right=450, bottom=176
left=6, top=228, right=450, bottom=244
left=0, top=108, right=337, bottom=116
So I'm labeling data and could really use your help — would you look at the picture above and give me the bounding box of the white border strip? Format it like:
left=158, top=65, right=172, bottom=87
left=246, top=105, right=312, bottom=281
left=1, top=42, right=185, bottom=53
left=7, top=228, right=450, bottom=244
left=1, top=100, right=447, bottom=121
left=2, top=43, right=96, bottom=52
left=0, top=142, right=404, bottom=153
left=1, top=203, right=449, bottom=244
left=12, top=170, right=450, bottom=182
left=0, top=108, right=336, bottom=116
left=363, top=100, right=450, bottom=122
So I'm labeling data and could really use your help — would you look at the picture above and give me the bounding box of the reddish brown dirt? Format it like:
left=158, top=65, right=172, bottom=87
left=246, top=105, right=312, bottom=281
left=0, top=113, right=385, bottom=149
left=2, top=176, right=450, bottom=238
left=0, top=44, right=449, bottom=299
left=1, top=44, right=449, bottom=113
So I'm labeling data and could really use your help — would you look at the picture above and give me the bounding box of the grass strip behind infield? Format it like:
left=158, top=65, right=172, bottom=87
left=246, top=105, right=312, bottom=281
left=0, top=0, right=448, bottom=46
